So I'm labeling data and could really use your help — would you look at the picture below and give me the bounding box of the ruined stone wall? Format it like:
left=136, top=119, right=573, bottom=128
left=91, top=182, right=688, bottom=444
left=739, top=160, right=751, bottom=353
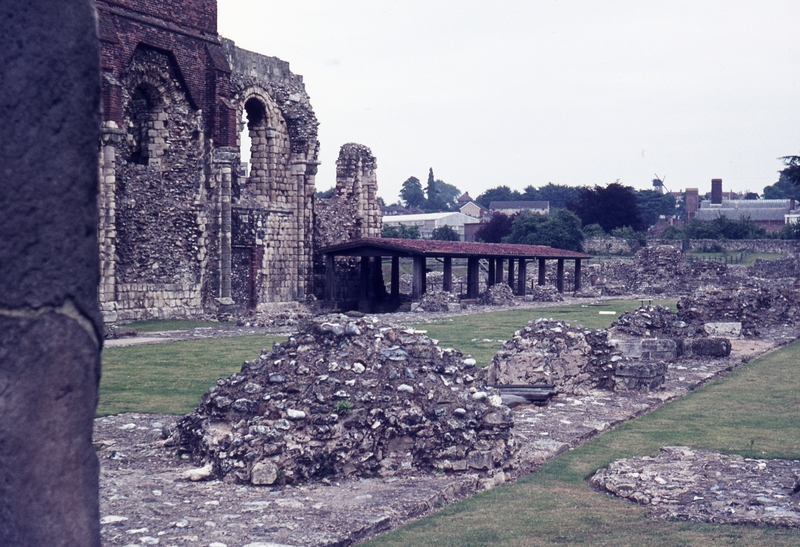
left=583, top=237, right=634, bottom=255
left=224, top=38, right=320, bottom=307
left=650, top=239, right=800, bottom=255
left=314, top=144, right=381, bottom=300
left=97, top=1, right=330, bottom=321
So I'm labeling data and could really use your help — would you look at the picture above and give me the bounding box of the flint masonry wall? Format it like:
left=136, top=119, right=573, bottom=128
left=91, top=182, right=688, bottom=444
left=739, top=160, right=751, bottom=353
left=96, top=0, right=325, bottom=321
left=314, top=144, right=382, bottom=300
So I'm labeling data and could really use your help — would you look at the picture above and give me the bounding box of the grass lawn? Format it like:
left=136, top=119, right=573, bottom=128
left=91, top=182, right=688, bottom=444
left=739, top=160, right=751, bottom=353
left=122, top=318, right=223, bottom=332
left=99, top=335, right=284, bottom=416
left=417, top=299, right=677, bottom=367
left=359, top=340, right=800, bottom=547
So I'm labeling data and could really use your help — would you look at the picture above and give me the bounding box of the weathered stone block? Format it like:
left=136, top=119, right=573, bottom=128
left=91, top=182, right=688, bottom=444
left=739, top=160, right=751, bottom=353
left=690, top=338, right=732, bottom=357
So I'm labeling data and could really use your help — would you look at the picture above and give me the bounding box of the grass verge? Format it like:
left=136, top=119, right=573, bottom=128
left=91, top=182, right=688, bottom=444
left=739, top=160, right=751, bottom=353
left=360, top=339, right=800, bottom=547
left=99, top=335, right=284, bottom=416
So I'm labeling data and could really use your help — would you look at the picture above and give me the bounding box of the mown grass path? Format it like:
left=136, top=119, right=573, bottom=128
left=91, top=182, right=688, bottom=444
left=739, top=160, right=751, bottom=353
left=360, top=339, right=800, bottom=547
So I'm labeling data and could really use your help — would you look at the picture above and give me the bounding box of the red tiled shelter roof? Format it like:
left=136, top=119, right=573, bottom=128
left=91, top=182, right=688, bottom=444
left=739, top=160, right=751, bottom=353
left=319, top=238, right=591, bottom=260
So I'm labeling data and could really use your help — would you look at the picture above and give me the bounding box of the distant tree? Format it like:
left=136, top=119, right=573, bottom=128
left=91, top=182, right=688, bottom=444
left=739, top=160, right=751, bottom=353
left=682, top=216, right=766, bottom=240
left=777, top=222, right=800, bottom=240
left=524, top=183, right=582, bottom=209
left=315, top=187, right=335, bottom=199
left=743, top=192, right=759, bottom=200
left=430, top=225, right=460, bottom=241
left=425, top=168, right=438, bottom=207
left=425, top=179, right=461, bottom=212
left=504, top=209, right=583, bottom=252
left=610, top=226, right=647, bottom=249
left=382, top=224, right=421, bottom=239
left=635, top=189, right=677, bottom=227
left=475, top=186, right=521, bottom=208
left=399, top=176, right=425, bottom=208
left=567, top=183, right=646, bottom=233
left=763, top=172, right=798, bottom=199
left=581, top=223, right=606, bottom=238
left=474, top=212, right=514, bottom=243
left=778, top=154, right=800, bottom=186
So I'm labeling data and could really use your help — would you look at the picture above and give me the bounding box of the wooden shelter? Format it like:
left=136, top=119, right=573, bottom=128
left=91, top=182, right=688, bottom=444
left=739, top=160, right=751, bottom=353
left=319, top=238, right=592, bottom=303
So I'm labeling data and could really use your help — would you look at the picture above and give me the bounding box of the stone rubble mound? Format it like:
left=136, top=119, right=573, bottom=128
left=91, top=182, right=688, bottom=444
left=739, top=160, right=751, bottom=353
left=416, top=290, right=461, bottom=312
left=480, top=283, right=515, bottom=306
left=524, top=284, right=564, bottom=302
left=609, top=305, right=691, bottom=339
left=677, top=283, right=800, bottom=337
left=591, top=446, right=800, bottom=528
left=484, top=319, right=624, bottom=395
left=173, top=315, right=516, bottom=486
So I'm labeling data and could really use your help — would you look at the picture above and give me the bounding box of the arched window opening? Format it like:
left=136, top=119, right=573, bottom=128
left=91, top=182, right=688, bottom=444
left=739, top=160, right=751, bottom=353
left=129, top=87, right=153, bottom=165
left=126, top=84, right=166, bottom=167
left=242, top=97, right=269, bottom=195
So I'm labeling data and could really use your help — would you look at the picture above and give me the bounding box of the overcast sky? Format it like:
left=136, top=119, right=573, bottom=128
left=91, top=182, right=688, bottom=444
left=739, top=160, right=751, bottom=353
left=218, top=0, right=800, bottom=203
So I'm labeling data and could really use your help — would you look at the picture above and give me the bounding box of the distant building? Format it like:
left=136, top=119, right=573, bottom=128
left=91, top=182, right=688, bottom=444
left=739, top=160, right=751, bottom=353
left=692, top=179, right=798, bottom=232
left=382, top=212, right=480, bottom=240
left=459, top=200, right=488, bottom=219
left=489, top=201, right=550, bottom=215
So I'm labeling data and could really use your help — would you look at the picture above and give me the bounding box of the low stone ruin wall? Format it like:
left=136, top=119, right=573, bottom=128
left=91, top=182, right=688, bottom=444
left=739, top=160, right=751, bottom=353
left=676, top=283, right=800, bottom=337
left=174, top=316, right=516, bottom=485
left=483, top=319, right=624, bottom=395
left=591, top=446, right=800, bottom=528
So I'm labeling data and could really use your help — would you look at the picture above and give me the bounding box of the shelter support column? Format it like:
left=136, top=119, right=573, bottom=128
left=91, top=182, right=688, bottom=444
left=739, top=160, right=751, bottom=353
left=467, top=256, right=479, bottom=299
left=507, top=258, right=516, bottom=289
left=517, top=259, right=527, bottom=296
left=443, top=257, right=453, bottom=292
left=495, top=258, right=503, bottom=285
left=556, top=258, right=565, bottom=293
left=538, top=258, right=546, bottom=286
left=487, top=258, right=496, bottom=286
left=372, top=256, right=383, bottom=298
left=325, top=255, right=335, bottom=301
left=412, top=255, right=426, bottom=300
left=574, top=259, right=582, bottom=292
left=360, top=257, right=370, bottom=299
left=391, top=256, right=400, bottom=298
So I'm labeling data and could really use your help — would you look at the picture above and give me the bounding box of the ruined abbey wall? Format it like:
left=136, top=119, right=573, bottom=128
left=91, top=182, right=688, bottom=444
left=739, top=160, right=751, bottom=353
left=95, top=0, right=371, bottom=322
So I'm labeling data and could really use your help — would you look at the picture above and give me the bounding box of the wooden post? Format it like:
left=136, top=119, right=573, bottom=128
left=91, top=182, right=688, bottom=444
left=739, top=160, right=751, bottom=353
left=556, top=258, right=565, bottom=293
left=467, top=256, right=479, bottom=298
left=495, top=258, right=503, bottom=285
left=325, top=254, right=335, bottom=300
left=517, top=259, right=527, bottom=296
left=507, top=258, right=515, bottom=289
left=360, top=256, right=370, bottom=299
left=412, top=255, right=426, bottom=300
left=574, top=259, right=582, bottom=292
left=443, top=256, right=453, bottom=292
left=538, top=258, right=546, bottom=286
left=487, top=257, right=496, bottom=286
left=391, top=256, right=400, bottom=298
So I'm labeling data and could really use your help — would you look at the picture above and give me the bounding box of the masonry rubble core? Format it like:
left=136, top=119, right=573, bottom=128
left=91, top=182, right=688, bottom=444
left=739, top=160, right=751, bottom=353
left=96, top=0, right=381, bottom=323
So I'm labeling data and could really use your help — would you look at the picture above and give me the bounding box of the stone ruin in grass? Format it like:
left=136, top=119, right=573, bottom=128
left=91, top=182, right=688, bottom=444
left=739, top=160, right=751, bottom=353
left=484, top=318, right=632, bottom=396
left=676, top=281, right=800, bottom=338
left=173, top=315, right=516, bottom=485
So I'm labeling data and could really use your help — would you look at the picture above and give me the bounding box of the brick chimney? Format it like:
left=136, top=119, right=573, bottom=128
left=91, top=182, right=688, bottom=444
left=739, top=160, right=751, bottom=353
left=685, top=188, right=699, bottom=221
left=711, top=178, right=723, bottom=205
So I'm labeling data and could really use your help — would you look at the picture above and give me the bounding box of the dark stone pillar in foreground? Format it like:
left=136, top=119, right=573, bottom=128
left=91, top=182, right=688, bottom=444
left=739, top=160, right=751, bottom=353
left=0, top=2, right=102, bottom=545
